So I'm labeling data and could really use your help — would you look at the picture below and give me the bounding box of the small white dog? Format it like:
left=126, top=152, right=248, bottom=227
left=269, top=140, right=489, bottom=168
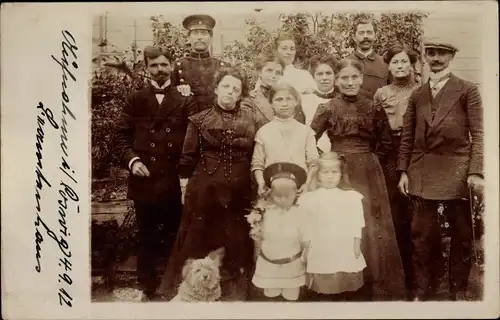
left=170, top=247, right=225, bottom=302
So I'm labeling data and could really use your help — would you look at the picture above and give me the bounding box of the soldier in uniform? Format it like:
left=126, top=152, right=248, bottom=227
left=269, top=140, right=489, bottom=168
left=114, top=46, right=196, bottom=301
left=172, top=14, right=229, bottom=114
left=397, top=38, right=484, bottom=301
left=348, top=19, right=389, bottom=100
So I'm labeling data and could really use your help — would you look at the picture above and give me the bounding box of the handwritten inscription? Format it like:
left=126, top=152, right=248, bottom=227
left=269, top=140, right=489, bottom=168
left=34, top=102, right=59, bottom=272
left=34, top=30, right=79, bottom=308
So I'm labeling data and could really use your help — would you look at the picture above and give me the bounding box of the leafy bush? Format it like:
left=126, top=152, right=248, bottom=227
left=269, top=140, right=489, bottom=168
left=91, top=59, right=147, bottom=178
left=151, top=15, right=190, bottom=60
left=223, top=12, right=428, bottom=89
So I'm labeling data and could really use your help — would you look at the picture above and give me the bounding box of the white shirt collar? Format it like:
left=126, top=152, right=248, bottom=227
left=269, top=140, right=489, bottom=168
left=429, top=68, right=451, bottom=81
left=357, top=48, right=373, bottom=58
left=151, top=79, right=171, bottom=90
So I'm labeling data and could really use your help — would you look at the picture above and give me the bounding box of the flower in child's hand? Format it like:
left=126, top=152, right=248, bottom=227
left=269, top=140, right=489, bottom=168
left=245, top=211, right=262, bottom=226
left=249, top=225, right=263, bottom=241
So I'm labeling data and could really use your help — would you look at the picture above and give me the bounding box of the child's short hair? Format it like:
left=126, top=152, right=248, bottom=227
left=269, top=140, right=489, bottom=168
left=268, top=83, right=302, bottom=108
left=309, top=151, right=352, bottom=191
left=254, top=52, right=286, bottom=72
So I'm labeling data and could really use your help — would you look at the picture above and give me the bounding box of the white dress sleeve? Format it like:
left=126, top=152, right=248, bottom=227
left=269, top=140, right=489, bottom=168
left=296, top=193, right=315, bottom=242
left=302, top=69, right=317, bottom=94
left=295, top=206, right=312, bottom=243
left=347, top=190, right=365, bottom=238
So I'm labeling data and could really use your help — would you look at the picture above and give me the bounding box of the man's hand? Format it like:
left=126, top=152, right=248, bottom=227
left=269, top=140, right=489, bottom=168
left=131, top=161, right=150, bottom=177
left=177, top=85, right=193, bottom=97
left=467, top=174, right=484, bottom=191
left=398, top=172, right=409, bottom=196
left=180, top=178, right=189, bottom=204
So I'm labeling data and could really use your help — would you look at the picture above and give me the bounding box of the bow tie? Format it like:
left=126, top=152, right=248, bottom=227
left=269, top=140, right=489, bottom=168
left=152, top=87, right=168, bottom=95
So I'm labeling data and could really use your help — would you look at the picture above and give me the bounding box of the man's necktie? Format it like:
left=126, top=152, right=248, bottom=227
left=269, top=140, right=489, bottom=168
left=430, top=74, right=450, bottom=98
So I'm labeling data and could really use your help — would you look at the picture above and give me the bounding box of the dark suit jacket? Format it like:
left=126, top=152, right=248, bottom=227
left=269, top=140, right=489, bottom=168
left=397, top=74, right=483, bottom=200
left=114, top=84, right=197, bottom=202
left=348, top=51, right=389, bottom=100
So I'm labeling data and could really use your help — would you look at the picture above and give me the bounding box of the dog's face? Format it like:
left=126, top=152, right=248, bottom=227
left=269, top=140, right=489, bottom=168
left=182, top=247, right=225, bottom=290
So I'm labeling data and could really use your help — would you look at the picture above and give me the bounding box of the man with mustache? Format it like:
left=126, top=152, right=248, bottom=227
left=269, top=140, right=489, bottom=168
left=114, top=46, right=196, bottom=301
left=397, top=38, right=484, bottom=301
left=348, top=19, right=388, bottom=100
left=172, top=14, right=229, bottom=114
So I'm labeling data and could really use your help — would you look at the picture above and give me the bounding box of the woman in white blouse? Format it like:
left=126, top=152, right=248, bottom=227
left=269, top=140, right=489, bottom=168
left=301, top=55, right=338, bottom=153
left=254, top=32, right=316, bottom=95
left=275, top=31, right=317, bottom=94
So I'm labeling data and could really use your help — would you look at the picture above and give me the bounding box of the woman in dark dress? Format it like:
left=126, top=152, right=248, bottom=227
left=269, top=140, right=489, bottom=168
left=310, top=59, right=405, bottom=301
left=373, top=43, right=420, bottom=298
left=158, top=67, right=266, bottom=301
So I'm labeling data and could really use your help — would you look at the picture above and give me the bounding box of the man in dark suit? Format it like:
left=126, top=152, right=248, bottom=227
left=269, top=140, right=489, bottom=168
left=348, top=18, right=388, bottom=100
left=114, top=46, right=196, bottom=300
left=173, top=14, right=229, bottom=114
left=397, top=39, right=484, bottom=301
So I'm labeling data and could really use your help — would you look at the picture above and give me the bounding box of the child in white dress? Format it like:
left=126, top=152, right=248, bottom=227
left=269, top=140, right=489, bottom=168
left=251, top=83, right=319, bottom=196
left=248, top=162, right=310, bottom=301
left=297, top=151, right=367, bottom=301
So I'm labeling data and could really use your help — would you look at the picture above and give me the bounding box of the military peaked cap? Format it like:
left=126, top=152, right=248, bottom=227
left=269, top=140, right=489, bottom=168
left=263, top=162, right=307, bottom=188
left=182, top=14, right=216, bottom=31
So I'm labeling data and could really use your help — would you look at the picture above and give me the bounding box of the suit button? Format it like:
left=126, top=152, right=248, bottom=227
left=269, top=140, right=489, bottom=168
left=150, top=143, right=155, bottom=148
left=168, top=142, right=173, bottom=147
left=165, top=128, right=171, bottom=133
left=151, top=157, right=156, bottom=162
left=150, top=129, right=155, bottom=133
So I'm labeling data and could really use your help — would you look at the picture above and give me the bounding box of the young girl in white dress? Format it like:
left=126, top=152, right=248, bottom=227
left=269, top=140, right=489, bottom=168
left=251, top=83, right=319, bottom=196
left=297, top=151, right=367, bottom=301
left=249, top=162, right=310, bottom=301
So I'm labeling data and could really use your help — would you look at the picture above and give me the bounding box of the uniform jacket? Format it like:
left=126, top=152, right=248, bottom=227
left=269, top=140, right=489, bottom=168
left=114, top=84, right=197, bottom=202
left=171, top=51, right=229, bottom=115
left=348, top=51, right=389, bottom=100
left=397, top=74, right=483, bottom=200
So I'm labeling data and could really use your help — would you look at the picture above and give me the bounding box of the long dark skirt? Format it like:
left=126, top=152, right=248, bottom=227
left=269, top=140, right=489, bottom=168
left=341, top=151, right=406, bottom=300
left=157, top=158, right=254, bottom=300
left=381, top=135, right=413, bottom=295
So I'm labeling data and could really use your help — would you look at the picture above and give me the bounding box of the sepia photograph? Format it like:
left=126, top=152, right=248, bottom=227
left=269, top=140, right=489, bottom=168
left=90, top=6, right=486, bottom=303
left=1, top=2, right=498, bottom=319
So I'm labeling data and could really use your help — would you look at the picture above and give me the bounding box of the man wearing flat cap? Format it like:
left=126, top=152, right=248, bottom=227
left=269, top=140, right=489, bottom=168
left=397, top=37, right=484, bottom=301
left=172, top=14, right=230, bottom=114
